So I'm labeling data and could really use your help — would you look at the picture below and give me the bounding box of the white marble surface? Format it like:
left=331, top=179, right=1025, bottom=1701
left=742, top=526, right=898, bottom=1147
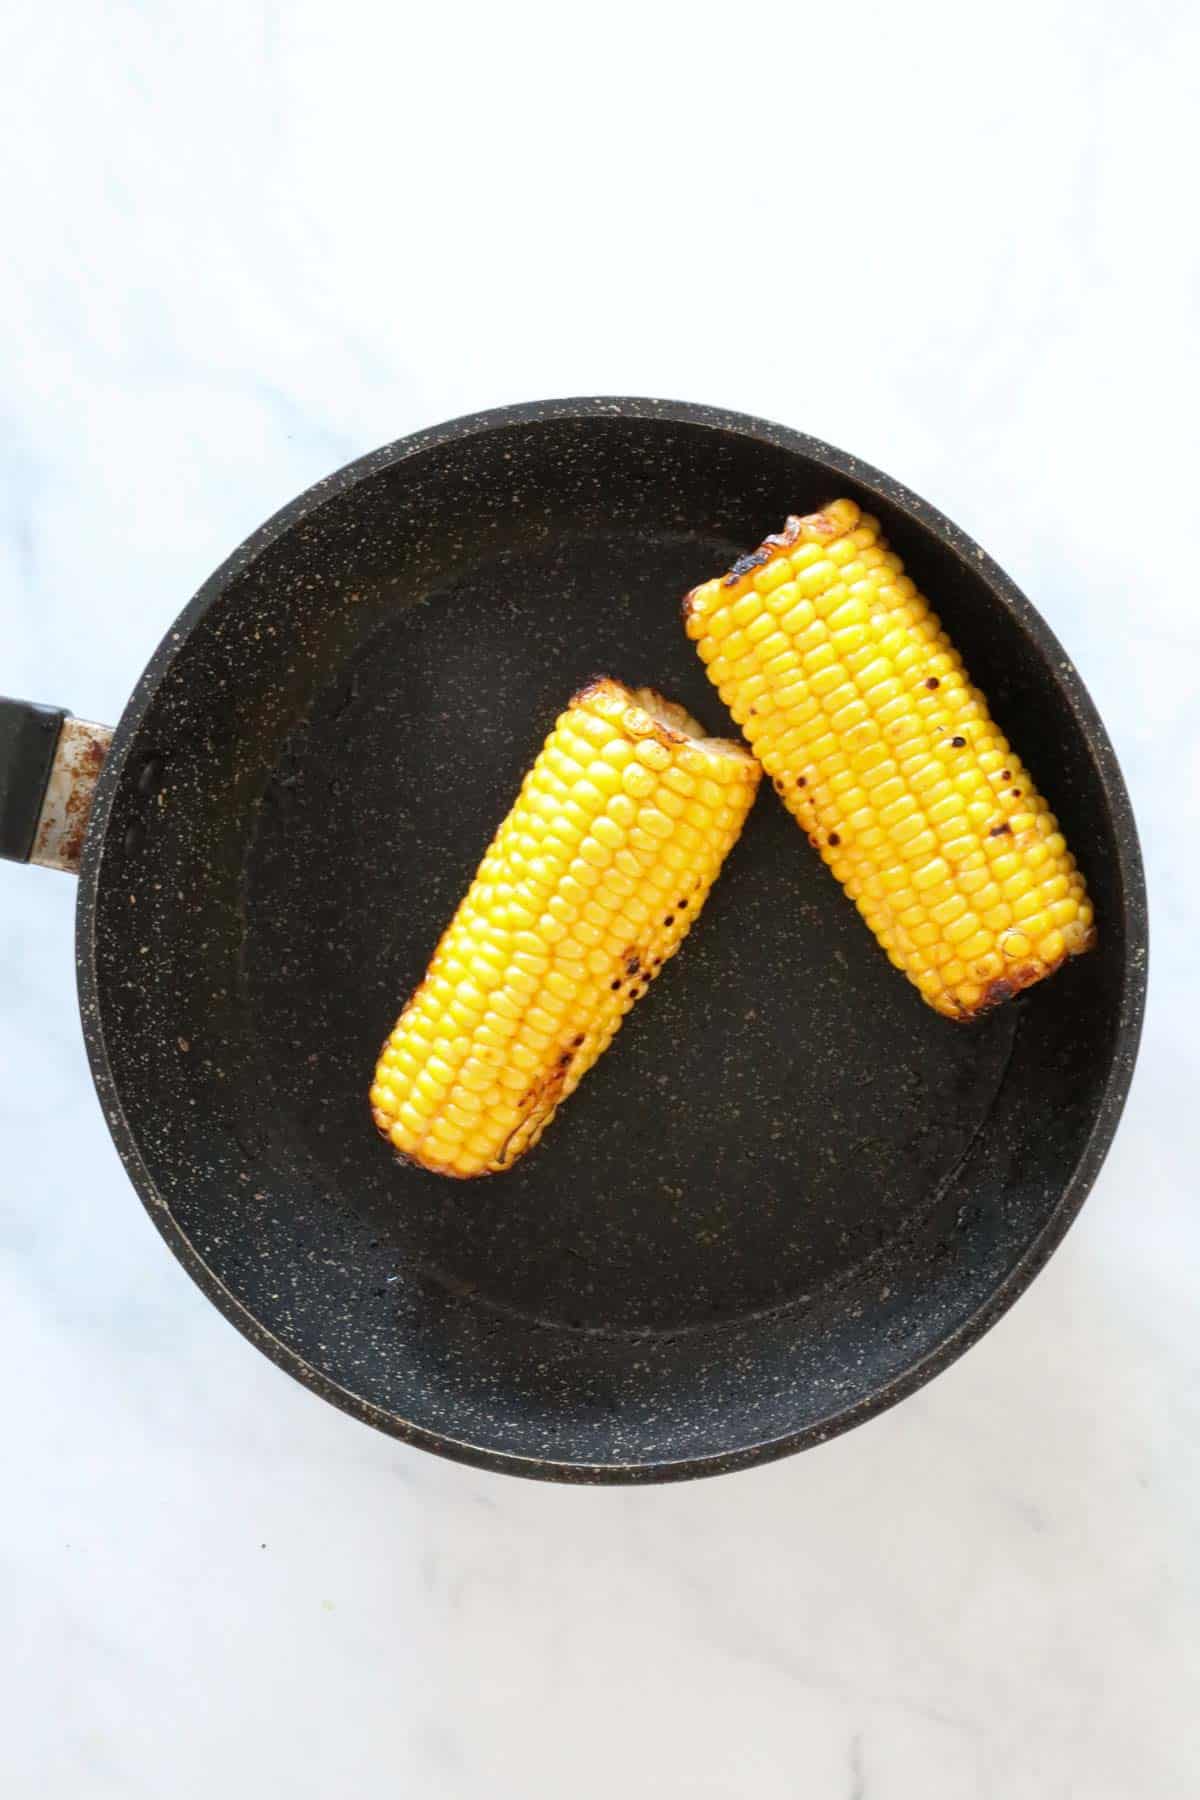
left=1, top=4, right=1196, bottom=1795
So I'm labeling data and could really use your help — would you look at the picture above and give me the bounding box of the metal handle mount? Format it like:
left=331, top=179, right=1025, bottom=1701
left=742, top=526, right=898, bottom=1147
left=0, top=697, right=112, bottom=875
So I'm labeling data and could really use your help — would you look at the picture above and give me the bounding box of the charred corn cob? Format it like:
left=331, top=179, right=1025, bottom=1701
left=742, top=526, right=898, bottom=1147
left=684, top=500, right=1095, bottom=1019
left=370, top=679, right=759, bottom=1177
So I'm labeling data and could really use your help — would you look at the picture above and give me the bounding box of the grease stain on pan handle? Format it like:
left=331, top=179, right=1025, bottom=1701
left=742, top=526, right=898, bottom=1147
left=33, top=717, right=112, bottom=873
left=0, top=697, right=112, bottom=875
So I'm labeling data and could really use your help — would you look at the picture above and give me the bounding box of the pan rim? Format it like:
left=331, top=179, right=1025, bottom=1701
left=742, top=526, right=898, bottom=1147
left=74, top=395, right=1149, bottom=1483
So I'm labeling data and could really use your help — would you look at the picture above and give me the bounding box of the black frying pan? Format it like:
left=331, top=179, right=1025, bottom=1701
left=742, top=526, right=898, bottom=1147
left=1, top=399, right=1146, bottom=1482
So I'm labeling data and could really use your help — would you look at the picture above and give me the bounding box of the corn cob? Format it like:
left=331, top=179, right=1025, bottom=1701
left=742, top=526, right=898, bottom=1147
left=370, top=679, right=760, bottom=1177
left=683, top=500, right=1095, bottom=1019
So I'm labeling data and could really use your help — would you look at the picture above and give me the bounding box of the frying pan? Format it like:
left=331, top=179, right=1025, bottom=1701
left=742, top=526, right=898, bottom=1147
left=1, top=398, right=1146, bottom=1483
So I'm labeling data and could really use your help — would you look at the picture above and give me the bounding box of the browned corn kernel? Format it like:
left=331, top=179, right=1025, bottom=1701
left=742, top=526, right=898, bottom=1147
left=370, top=680, right=760, bottom=1175
left=683, top=501, right=1096, bottom=1018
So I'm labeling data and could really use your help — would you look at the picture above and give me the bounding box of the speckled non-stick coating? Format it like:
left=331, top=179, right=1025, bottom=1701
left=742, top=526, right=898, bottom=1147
left=76, top=399, right=1147, bottom=1482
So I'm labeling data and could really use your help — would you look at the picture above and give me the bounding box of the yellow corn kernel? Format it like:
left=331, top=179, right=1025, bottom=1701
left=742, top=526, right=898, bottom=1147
left=684, top=502, right=1096, bottom=1019
left=370, top=680, right=760, bottom=1176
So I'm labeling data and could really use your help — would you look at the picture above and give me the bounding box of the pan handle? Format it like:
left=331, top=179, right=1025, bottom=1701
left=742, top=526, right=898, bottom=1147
left=0, top=697, right=112, bottom=875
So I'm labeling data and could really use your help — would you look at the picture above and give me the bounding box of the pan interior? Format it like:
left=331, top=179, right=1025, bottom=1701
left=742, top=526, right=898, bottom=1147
left=89, top=411, right=1128, bottom=1473
left=241, top=529, right=1017, bottom=1333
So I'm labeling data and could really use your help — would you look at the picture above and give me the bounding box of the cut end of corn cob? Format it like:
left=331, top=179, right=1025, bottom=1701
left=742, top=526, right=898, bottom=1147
left=684, top=500, right=1096, bottom=1020
left=369, top=678, right=760, bottom=1178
